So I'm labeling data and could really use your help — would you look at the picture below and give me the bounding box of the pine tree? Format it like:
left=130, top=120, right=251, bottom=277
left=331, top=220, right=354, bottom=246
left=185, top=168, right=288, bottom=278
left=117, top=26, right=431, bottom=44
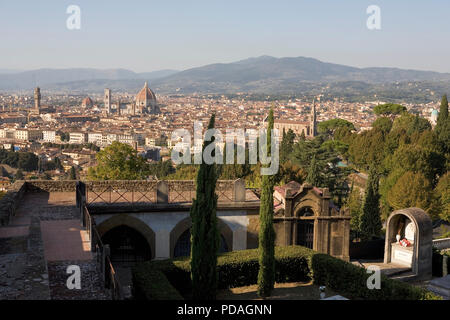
left=257, top=108, right=276, bottom=298
left=306, top=154, right=320, bottom=186
left=359, top=167, right=382, bottom=241
left=190, top=114, right=219, bottom=300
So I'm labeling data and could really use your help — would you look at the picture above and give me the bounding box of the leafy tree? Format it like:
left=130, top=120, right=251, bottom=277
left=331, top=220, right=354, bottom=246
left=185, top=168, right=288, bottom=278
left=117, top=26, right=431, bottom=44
left=347, top=128, right=386, bottom=171
left=360, top=168, right=382, bottom=241
left=373, top=103, right=407, bottom=118
left=87, top=141, right=149, bottom=180
left=190, top=114, right=219, bottom=300
left=276, top=161, right=306, bottom=186
left=166, top=164, right=199, bottom=180
left=346, top=184, right=363, bottom=234
left=384, top=143, right=445, bottom=185
left=148, top=160, right=175, bottom=178
left=379, top=168, right=405, bottom=219
left=290, top=135, right=350, bottom=204
left=219, top=143, right=251, bottom=180
left=17, top=153, right=39, bottom=171
left=387, top=171, right=435, bottom=218
left=435, top=172, right=450, bottom=222
left=317, top=118, right=355, bottom=137
left=280, top=129, right=296, bottom=163
left=257, top=108, right=276, bottom=298
left=406, top=114, right=431, bottom=136
left=372, top=117, right=393, bottom=134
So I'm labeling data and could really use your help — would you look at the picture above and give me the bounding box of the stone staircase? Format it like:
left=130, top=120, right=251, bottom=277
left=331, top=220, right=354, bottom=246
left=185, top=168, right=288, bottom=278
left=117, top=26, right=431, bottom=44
left=427, top=275, right=450, bottom=300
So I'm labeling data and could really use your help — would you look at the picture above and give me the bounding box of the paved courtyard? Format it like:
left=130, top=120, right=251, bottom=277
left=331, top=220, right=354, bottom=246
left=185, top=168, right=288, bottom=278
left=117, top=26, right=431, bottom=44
left=0, top=192, right=110, bottom=300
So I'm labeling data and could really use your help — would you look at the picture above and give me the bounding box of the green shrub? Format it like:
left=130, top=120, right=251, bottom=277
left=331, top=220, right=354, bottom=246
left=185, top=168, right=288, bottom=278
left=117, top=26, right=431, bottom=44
left=132, top=246, right=314, bottom=300
left=311, top=253, right=440, bottom=300
left=132, top=245, right=440, bottom=300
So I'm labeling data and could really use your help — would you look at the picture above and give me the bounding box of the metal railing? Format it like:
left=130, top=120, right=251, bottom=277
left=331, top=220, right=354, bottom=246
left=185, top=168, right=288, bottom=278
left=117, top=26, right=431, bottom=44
left=76, top=179, right=245, bottom=207
left=76, top=182, right=124, bottom=300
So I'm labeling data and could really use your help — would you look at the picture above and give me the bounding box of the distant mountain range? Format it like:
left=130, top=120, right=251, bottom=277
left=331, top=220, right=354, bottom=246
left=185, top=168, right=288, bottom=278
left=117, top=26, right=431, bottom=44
left=1, top=56, right=450, bottom=99
left=0, top=69, right=178, bottom=91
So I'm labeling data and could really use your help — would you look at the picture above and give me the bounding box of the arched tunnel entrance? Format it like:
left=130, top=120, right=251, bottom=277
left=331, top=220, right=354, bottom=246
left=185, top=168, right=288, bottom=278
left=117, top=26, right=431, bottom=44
left=173, top=228, right=229, bottom=258
left=100, top=224, right=152, bottom=299
left=102, top=225, right=152, bottom=267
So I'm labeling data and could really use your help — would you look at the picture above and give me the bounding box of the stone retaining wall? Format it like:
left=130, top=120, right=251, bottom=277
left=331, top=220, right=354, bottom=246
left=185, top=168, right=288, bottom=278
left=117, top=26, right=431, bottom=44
left=25, top=180, right=77, bottom=193
left=433, top=238, right=450, bottom=250
left=0, top=181, right=27, bottom=226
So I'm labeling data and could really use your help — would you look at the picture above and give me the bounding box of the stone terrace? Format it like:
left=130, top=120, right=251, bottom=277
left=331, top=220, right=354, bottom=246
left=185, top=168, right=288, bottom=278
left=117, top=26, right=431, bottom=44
left=0, top=179, right=256, bottom=300
left=0, top=186, right=110, bottom=300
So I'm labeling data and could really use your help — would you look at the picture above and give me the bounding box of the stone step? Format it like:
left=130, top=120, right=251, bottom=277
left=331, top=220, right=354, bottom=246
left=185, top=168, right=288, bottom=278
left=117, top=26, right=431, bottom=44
left=390, top=271, right=417, bottom=282
left=427, top=275, right=450, bottom=300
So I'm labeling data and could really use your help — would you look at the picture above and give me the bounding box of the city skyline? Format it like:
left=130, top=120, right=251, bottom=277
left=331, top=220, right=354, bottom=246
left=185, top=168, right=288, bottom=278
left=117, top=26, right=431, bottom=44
left=1, top=0, right=450, bottom=73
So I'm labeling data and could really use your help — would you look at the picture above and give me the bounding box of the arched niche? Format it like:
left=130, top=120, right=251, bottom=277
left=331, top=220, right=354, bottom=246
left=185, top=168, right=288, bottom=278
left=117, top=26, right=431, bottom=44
left=384, top=208, right=432, bottom=280
left=293, top=200, right=319, bottom=218
left=96, top=214, right=156, bottom=260
left=170, top=217, right=233, bottom=258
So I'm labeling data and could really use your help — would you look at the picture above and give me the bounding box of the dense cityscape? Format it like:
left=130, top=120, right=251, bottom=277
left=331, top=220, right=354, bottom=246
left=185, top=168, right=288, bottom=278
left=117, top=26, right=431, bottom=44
left=0, top=2, right=450, bottom=313
left=0, top=83, right=442, bottom=184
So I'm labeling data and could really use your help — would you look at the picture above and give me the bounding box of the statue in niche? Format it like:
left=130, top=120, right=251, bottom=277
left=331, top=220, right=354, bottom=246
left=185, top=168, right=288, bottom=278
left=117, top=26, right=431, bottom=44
left=396, top=219, right=405, bottom=243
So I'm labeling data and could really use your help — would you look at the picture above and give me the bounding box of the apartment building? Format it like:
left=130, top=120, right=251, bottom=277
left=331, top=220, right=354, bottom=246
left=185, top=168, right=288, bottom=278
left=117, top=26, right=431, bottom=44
left=69, top=132, right=87, bottom=144
left=42, top=130, right=56, bottom=143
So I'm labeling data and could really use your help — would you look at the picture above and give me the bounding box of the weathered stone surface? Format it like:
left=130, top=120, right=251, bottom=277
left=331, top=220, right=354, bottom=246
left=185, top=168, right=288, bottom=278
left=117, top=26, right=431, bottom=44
left=428, top=275, right=450, bottom=299
left=47, top=260, right=110, bottom=300
left=0, top=181, right=26, bottom=226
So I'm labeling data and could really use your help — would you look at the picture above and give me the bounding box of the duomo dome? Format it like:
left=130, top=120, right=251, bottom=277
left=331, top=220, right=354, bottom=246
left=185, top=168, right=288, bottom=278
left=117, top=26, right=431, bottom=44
left=136, top=82, right=157, bottom=112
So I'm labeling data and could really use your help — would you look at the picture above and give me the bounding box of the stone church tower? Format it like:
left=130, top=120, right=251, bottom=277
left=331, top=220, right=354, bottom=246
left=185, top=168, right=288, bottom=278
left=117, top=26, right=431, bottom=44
left=104, top=88, right=111, bottom=114
left=34, top=87, right=41, bottom=114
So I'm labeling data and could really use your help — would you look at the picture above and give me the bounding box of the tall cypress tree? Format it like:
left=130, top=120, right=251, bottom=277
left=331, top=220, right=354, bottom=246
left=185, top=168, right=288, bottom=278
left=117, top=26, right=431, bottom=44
left=359, top=167, right=382, bottom=241
left=435, top=94, right=449, bottom=154
left=190, top=114, right=219, bottom=300
left=257, top=108, right=276, bottom=297
left=437, top=94, right=449, bottom=124
left=69, top=166, right=77, bottom=180
left=306, top=154, right=320, bottom=186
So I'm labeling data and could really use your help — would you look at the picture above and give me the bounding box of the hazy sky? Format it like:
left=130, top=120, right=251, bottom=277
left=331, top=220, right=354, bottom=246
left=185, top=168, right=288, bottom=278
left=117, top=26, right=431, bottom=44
left=1, top=0, right=449, bottom=73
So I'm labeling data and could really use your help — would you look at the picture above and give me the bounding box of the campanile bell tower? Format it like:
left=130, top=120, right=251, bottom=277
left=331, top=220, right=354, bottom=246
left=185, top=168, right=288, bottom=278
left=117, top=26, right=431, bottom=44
left=34, top=87, right=41, bottom=115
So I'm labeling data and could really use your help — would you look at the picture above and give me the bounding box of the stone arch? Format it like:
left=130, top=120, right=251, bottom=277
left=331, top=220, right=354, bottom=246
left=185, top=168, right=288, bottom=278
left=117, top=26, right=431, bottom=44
left=384, top=208, right=432, bottom=279
left=169, top=216, right=233, bottom=258
left=96, top=214, right=156, bottom=260
left=293, top=198, right=320, bottom=218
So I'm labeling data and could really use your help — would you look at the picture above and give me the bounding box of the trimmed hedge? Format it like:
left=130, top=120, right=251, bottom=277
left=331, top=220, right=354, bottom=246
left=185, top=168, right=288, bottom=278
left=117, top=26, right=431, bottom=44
left=311, top=253, right=439, bottom=300
left=132, top=245, right=440, bottom=300
left=132, top=246, right=314, bottom=300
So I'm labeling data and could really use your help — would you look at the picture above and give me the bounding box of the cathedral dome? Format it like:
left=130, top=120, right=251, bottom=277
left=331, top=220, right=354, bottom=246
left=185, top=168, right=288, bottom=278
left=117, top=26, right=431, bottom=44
left=136, top=82, right=157, bottom=107
left=82, top=97, right=93, bottom=108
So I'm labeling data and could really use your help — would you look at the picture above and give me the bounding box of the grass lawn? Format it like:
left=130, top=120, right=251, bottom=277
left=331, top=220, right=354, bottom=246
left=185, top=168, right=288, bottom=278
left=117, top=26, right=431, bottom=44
left=217, top=281, right=338, bottom=300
